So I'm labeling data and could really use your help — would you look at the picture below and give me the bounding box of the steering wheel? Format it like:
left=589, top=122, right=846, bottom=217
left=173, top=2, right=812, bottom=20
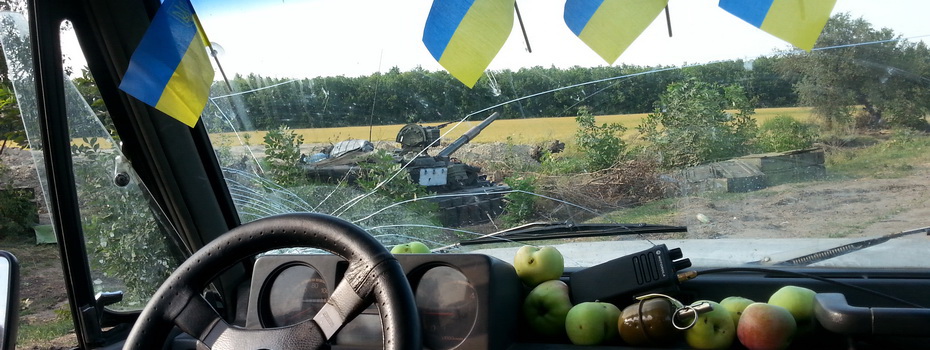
left=124, top=213, right=421, bottom=349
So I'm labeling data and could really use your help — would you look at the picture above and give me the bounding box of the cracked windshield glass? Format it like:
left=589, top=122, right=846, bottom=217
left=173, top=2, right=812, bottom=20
left=178, top=0, right=930, bottom=268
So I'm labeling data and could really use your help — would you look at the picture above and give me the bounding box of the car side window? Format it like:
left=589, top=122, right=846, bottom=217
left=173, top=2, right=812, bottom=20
left=0, top=13, right=183, bottom=311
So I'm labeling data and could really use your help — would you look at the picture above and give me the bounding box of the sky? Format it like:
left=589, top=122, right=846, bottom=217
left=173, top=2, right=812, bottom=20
left=61, top=0, right=930, bottom=80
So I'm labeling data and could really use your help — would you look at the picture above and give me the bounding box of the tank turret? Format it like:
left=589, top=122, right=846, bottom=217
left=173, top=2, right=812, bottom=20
left=302, top=111, right=508, bottom=226
left=398, top=112, right=500, bottom=190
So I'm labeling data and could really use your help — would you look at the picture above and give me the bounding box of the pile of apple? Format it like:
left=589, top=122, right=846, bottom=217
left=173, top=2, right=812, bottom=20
left=709, top=285, right=818, bottom=350
left=514, top=245, right=819, bottom=349
left=514, top=245, right=605, bottom=344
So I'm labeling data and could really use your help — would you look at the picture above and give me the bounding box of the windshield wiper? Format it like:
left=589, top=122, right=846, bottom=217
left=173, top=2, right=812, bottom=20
left=771, top=226, right=930, bottom=266
left=458, top=221, right=687, bottom=246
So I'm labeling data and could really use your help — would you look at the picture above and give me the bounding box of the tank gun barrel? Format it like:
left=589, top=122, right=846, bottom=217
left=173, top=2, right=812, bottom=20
left=438, top=112, right=500, bottom=158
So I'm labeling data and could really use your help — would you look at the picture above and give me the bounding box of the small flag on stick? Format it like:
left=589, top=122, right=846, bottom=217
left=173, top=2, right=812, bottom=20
left=119, top=0, right=215, bottom=127
left=423, top=0, right=515, bottom=88
left=564, top=0, right=669, bottom=64
left=719, top=0, right=837, bottom=51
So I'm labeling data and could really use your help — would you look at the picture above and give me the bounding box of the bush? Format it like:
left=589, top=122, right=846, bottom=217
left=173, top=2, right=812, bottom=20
left=262, top=126, right=306, bottom=186
left=0, top=161, right=36, bottom=239
left=756, top=115, right=818, bottom=152
left=574, top=106, right=627, bottom=171
left=539, top=152, right=587, bottom=175
left=0, top=186, right=36, bottom=239
left=501, top=175, right=538, bottom=225
left=540, top=158, right=667, bottom=213
left=356, top=149, right=431, bottom=204
left=638, top=79, right=757, bottom=168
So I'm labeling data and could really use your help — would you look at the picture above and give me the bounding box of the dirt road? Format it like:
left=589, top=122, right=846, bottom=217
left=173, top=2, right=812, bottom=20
left=677, top=170, right=930, bottom=240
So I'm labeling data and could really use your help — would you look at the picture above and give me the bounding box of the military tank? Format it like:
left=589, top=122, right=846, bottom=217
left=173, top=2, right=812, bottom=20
left=302, top=112, right=510, bottom=227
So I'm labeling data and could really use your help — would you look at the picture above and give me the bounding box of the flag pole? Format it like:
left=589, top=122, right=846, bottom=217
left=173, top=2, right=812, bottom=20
left=664, top=5, right=673, bottom=37
left=192, top=12, right=232, bottom=91
left=514, top=1, right=532, bottom=53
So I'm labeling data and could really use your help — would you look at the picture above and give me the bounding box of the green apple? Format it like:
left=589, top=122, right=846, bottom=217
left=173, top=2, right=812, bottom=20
left=737, top=303, right=796, bottom=350
left=720, top=296, right=754, bottom=326
left=767, top=285, right=816, bottom=333
left=684, top=300, right=736, bottom=350
left=603, top=301, right=622, bottom=338
left=565, top=301, right=621, bottom=345
left=390, top=241, right=430, bottom=254
left=522, top=280, right=573, bottom=337
left=513, top=245, right=564, bottom=287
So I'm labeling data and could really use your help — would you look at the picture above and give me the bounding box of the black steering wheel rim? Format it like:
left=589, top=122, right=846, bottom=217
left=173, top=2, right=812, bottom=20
left=124, top=212, right=420, bottom=349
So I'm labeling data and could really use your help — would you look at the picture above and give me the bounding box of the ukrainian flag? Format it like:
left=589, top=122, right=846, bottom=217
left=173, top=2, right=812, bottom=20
left=719, top=0, right=837, bottom=51
left=564, top=0, right=669, bottom=65
left=119, top=0, right=214, bottom=128
left=423, top=0, right=515, bottom=88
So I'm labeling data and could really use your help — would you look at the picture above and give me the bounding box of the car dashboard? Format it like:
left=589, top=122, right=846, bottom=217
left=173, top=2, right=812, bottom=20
left=231, top=250, right=930, bottom=350
left=245, top=254, right=522, bottom=349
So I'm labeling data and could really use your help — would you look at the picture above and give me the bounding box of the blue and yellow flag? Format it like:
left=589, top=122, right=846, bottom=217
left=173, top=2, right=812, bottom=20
left=564, top=0, right=669, bottom=65
left=719, top=0, right=837, bottom=51
left=119, top=0, right=214, bottom=128
left=423, top=0, right=515, bottom=88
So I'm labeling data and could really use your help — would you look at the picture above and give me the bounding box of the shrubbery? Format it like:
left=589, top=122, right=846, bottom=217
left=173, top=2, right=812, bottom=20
left=356, top=149, right=432, bottom=207
left=501, top=175, right=538, bottom=225
left=639, top=79, right=757, bottom=168
left=574, top=106, right=627, bottom=171
left=262, top=126, right=306, bottom=186
left=756, top=115, right=818, bottom=152
left=0, top=171, right=35, bottom=239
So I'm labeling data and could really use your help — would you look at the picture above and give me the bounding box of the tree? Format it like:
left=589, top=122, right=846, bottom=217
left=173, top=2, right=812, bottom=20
left=0, top=1, right=25, bottom=156
left=638, top=79, right=757, bottom=169
left=779, top=13, right=930, bottom=130
left=0, top=85, right=23, bottom=156
left=72, top=68, right=115, bottom=137
left=574, top=106, right=626, bottom=171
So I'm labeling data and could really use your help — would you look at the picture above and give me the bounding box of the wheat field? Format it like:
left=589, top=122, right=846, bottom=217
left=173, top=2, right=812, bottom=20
left=57, top=107, right=815, bottom=149
left=210, top=106, right=815, bottom=146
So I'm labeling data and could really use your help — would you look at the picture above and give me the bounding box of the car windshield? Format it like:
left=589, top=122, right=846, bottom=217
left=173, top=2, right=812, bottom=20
left=113, top=0, right=930, bottom=269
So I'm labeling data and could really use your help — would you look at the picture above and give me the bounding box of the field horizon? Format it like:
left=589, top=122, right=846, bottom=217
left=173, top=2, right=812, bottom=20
left=210, top=106, right=815, bottom=146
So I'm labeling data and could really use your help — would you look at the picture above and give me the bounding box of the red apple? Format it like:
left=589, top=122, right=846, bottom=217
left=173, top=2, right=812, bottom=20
left=737, top=303, right=797, bottom=350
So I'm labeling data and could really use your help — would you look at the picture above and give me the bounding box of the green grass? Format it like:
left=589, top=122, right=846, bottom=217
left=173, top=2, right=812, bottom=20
left=17, top=311, right=74, bottom=346
left=593, top=198, right=679, bottom=225
left=0, top=236, right=74, bottom=346
left=826, top=130, right=930, bottom=179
